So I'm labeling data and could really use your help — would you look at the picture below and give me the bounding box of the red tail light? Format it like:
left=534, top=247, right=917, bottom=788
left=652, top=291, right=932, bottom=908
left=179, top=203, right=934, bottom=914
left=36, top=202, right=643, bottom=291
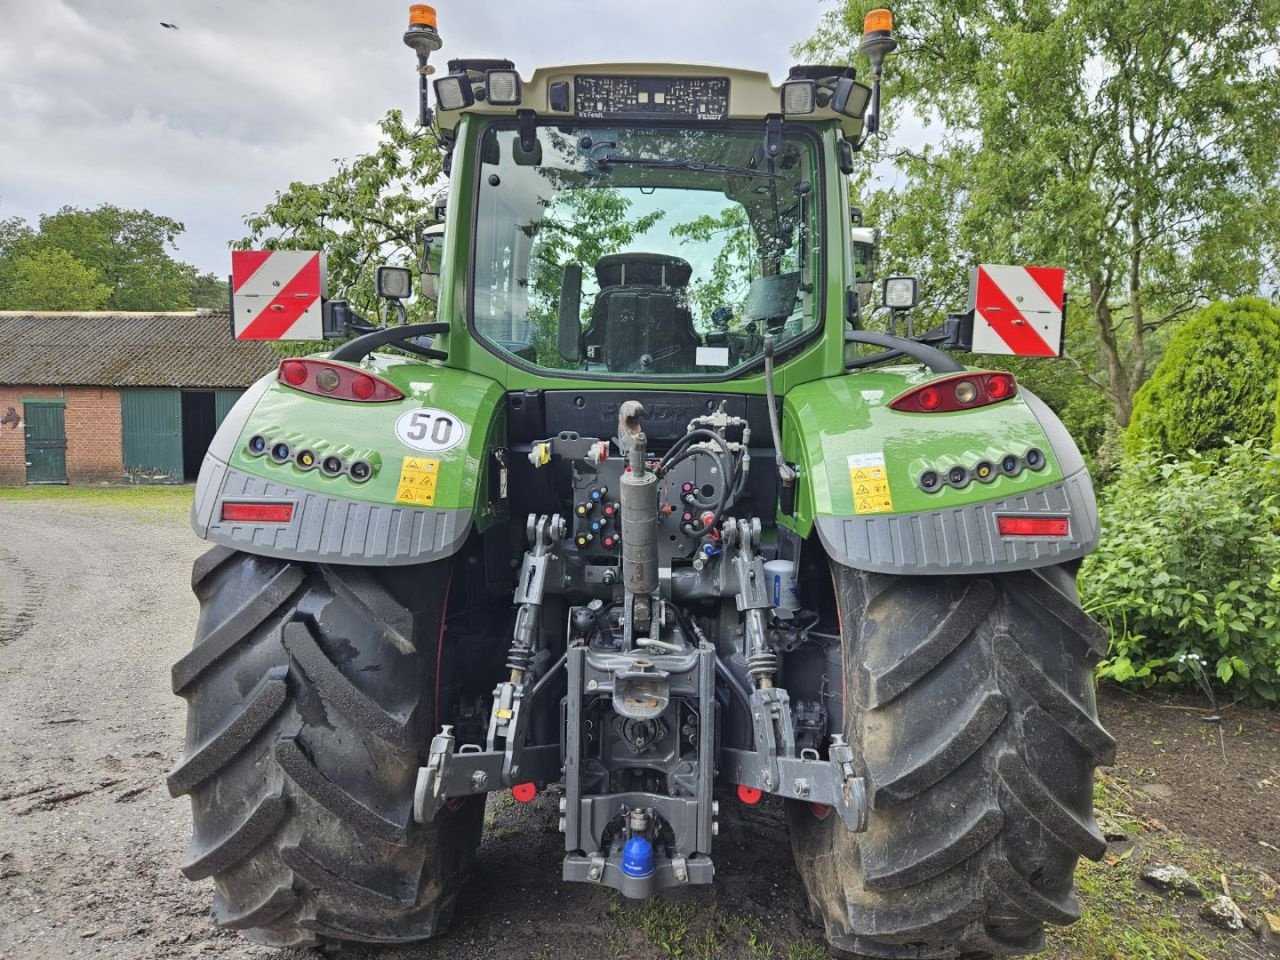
left=890, top=372, right=1017, bottom=413
left=997, top=516, right=1070, bottom=537
left=278, top=359, right=403, bottom=402
left=221, top=501, right=295, bottom=523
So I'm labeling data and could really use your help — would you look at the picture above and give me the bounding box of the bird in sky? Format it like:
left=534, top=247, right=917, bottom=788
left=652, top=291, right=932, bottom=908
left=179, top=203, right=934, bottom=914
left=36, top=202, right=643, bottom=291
left=160, top=21, right=180, bottom=30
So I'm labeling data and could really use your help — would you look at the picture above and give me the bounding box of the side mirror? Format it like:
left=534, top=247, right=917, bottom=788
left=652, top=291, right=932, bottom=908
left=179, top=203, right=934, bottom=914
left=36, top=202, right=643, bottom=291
left=558, top=264, right=583, bottom=363
left=418, top=223, right=445, bottom=302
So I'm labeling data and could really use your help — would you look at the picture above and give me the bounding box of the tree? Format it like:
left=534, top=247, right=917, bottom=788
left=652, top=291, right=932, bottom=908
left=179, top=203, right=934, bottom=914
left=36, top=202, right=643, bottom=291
left=241, top=111, right=444, bottom=323
left=1127, top=297, right=1280, bottom=455
left=36, top=205, right=202, bottom=311
left=0, top=205, right=227, bottom=311
left=803, top=0, right=1280, bottom=425
left=4, top=247, right=112, bottom=311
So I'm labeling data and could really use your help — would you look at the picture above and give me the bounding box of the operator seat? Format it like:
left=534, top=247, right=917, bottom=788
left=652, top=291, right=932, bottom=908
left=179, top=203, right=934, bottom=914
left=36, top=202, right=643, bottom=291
left=582, top=253, right=701, bottom=373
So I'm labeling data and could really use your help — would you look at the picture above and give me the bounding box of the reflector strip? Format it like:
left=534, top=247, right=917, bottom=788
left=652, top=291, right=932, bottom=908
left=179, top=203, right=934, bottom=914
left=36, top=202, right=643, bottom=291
left=238, top=255, right=324, bottom=340
left=221, top=502, right=295, bottom=523
left=997, top=516, right=1069, bottom=537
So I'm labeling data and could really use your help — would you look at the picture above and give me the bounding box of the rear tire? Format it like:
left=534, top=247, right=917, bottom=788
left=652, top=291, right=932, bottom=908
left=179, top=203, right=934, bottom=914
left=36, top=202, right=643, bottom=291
left=788, top=562, right=1114, bottom=958
left=169, top=547, right=483, bottom=947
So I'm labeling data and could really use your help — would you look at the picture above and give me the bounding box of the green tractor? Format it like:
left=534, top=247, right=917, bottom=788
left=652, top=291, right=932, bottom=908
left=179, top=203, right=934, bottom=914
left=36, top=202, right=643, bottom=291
left=170, top=6, right=1112, bottom=956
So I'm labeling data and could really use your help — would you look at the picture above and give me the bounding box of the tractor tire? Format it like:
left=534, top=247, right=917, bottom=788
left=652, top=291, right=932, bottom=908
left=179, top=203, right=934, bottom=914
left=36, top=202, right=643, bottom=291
left=169, top=547, right=484, bottom=948
left=788, top=562, right=1114, bottom=959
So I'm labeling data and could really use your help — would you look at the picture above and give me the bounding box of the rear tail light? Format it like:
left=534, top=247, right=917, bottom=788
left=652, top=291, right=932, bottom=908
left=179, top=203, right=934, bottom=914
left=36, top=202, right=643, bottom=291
left=997, top=516, right=1070, bottom=537
left=221, top=501, right=295, bottom=523
left=278, top=359, right=403, bottom=402
left=890, top=372, right=1017, bottom=413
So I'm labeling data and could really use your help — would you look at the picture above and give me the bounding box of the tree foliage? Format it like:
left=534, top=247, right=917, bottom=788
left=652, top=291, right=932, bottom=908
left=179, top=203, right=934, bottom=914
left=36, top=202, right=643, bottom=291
left=1081, top=441, right=1280, bottom=703
left=1126, top=297, right=1280, bottom=455
left=803, top=0, right=1280, bottom=425
left=241, top=111, right=444, bottom=323
left=0, top=205, right=226, bottom=311
left=4, top=247, right=112, bottom=311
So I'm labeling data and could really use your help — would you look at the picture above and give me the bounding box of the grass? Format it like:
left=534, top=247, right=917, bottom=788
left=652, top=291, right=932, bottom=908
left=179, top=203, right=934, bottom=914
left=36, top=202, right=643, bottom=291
left=1043, top=772, right=1269, bottom=960
left=0, top=483, right=193, bottom=519
left=0, top=483, right=192, bottom=506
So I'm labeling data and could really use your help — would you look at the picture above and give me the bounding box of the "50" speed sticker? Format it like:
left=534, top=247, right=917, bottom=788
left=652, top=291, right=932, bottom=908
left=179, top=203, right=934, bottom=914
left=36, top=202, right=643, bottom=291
left=395, top=407, right=466, bottom=453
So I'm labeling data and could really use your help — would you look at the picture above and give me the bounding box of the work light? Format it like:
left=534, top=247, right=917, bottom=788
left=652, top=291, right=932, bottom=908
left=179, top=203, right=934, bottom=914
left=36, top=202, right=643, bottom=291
left=780, top=80, right=816, bottom=115
left=433, top=74, right=474, bottom=111
left=882, top=276, right=919, bottom=309
left=377, top=266, right=414, bottom=300
left=486, top=69, right=522, bottom=105
left=832, top=78, right=873, bottom=119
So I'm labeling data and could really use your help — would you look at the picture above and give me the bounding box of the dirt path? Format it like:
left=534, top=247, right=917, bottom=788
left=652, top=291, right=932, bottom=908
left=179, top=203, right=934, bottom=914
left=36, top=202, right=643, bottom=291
left=0, top=493, right=1275, bottom=960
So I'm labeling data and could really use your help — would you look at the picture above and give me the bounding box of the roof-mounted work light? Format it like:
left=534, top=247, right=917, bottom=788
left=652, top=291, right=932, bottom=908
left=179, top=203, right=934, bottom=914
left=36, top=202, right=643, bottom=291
left=434, top=74, right=475, bottom=111
left=780, top=80, right=817, bottom=115
left=486, top=69, right=522, bottom=106
left=832, top=77, right=873, bottom=119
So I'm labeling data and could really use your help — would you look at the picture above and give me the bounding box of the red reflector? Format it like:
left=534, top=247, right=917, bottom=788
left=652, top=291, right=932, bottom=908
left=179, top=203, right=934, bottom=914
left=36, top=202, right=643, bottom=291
left=997, top=516, right=1069, bottom=537
left=890, top=372, right=1019, bottom=413
left=511, top=782, right=537, bottom=804
left=737, top=784, right=763, bottom=805
left=221, top=502, right=294, bottom=523
left=808, top=802, right=833, bottom=821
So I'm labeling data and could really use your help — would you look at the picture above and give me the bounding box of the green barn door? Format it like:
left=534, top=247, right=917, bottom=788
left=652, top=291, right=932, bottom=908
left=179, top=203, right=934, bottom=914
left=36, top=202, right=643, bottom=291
left=121, top=388, right=182, bottom=483
left=214, top=389, right=244, bottom=427
left=24, top=402, right=67, bottom=484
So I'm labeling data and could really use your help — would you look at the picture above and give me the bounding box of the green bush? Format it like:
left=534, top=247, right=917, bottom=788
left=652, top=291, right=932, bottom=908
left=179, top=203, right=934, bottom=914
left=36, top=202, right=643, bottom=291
left=1081, top=441, right=1280, bottom=703
left=1274, top=371, right=1280, bottom=448
left=1126, top=297, right=1280, bottom=456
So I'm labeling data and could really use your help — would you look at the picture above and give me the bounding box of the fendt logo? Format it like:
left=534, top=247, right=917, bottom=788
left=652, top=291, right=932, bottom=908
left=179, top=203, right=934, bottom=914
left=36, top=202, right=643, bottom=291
left=231, top=250, right=327, bottom=341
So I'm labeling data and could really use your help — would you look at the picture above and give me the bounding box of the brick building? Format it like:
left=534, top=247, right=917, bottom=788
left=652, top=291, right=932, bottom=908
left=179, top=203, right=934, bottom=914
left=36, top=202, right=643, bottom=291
left=0, top=312, right=278, bottom=485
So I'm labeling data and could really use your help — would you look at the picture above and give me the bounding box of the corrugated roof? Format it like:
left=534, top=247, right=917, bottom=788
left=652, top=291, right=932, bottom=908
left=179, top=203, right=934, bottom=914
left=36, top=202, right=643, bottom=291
left=0, top=312, right=280, bottom=388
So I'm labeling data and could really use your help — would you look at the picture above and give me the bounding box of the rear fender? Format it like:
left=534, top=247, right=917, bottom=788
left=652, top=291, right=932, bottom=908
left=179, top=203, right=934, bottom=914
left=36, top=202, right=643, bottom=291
left=191, top=355, right=506, bottom=566
left=780, top=367, right=1098, bottom=574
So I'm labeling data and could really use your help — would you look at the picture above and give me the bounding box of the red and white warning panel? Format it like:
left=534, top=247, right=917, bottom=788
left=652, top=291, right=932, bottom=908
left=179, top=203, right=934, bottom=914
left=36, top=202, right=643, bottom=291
left=231, top=250, right=327, bottom=340
left=967, top=265, right=1065, bottom=357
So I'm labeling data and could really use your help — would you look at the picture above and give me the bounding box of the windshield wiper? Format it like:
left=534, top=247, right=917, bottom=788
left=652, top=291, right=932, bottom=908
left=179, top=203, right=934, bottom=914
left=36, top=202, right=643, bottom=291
left=593, top=155, right=783, bottom=180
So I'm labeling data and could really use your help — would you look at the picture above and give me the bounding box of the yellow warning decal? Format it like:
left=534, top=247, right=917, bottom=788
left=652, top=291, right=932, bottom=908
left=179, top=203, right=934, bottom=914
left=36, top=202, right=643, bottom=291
left=396, top=456, right=441, bottom=506
left=848, top=453, right=894, bottom=515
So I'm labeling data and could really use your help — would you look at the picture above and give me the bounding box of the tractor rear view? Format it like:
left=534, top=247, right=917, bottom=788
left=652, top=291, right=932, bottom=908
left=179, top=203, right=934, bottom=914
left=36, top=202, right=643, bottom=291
left=170, top=7, right=1112, bottom=957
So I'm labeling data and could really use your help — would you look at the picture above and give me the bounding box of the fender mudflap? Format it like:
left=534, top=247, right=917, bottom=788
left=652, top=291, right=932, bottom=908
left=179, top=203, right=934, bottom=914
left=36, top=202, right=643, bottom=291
left=816, top=468, right=1097, bottom=575
left=191, top=455, right=472, bottom=567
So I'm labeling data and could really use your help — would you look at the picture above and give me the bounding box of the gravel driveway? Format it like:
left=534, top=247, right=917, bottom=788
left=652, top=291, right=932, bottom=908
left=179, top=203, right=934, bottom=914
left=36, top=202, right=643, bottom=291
left=0, top=494, right=822, bottom=960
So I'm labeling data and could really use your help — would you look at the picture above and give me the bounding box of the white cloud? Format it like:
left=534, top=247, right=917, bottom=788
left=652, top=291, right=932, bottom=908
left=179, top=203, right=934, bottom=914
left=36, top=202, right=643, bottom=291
left=0, top=0, right=828, bottom=274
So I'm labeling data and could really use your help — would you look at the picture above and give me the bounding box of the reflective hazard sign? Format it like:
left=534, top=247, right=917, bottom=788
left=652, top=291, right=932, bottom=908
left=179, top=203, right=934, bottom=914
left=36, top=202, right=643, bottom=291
left=395, top=457, right=440, bottom=506
left=967, top=264, right=1065, bottom=357
left=848, top=453, right=894, bottom=515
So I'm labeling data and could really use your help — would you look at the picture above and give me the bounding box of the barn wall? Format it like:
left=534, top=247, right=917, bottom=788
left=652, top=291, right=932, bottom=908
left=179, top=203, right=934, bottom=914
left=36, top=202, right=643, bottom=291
left=0, top=386, right=124, bottom=486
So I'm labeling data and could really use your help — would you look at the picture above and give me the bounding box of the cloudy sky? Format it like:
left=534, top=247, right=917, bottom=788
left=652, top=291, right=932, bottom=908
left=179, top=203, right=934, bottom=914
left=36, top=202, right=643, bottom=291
left=0, top=0, right=834, bottom=276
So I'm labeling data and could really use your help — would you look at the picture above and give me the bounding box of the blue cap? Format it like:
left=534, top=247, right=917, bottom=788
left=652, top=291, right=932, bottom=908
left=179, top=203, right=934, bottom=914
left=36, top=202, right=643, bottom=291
left=621, top=836, right=655, bottom=878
